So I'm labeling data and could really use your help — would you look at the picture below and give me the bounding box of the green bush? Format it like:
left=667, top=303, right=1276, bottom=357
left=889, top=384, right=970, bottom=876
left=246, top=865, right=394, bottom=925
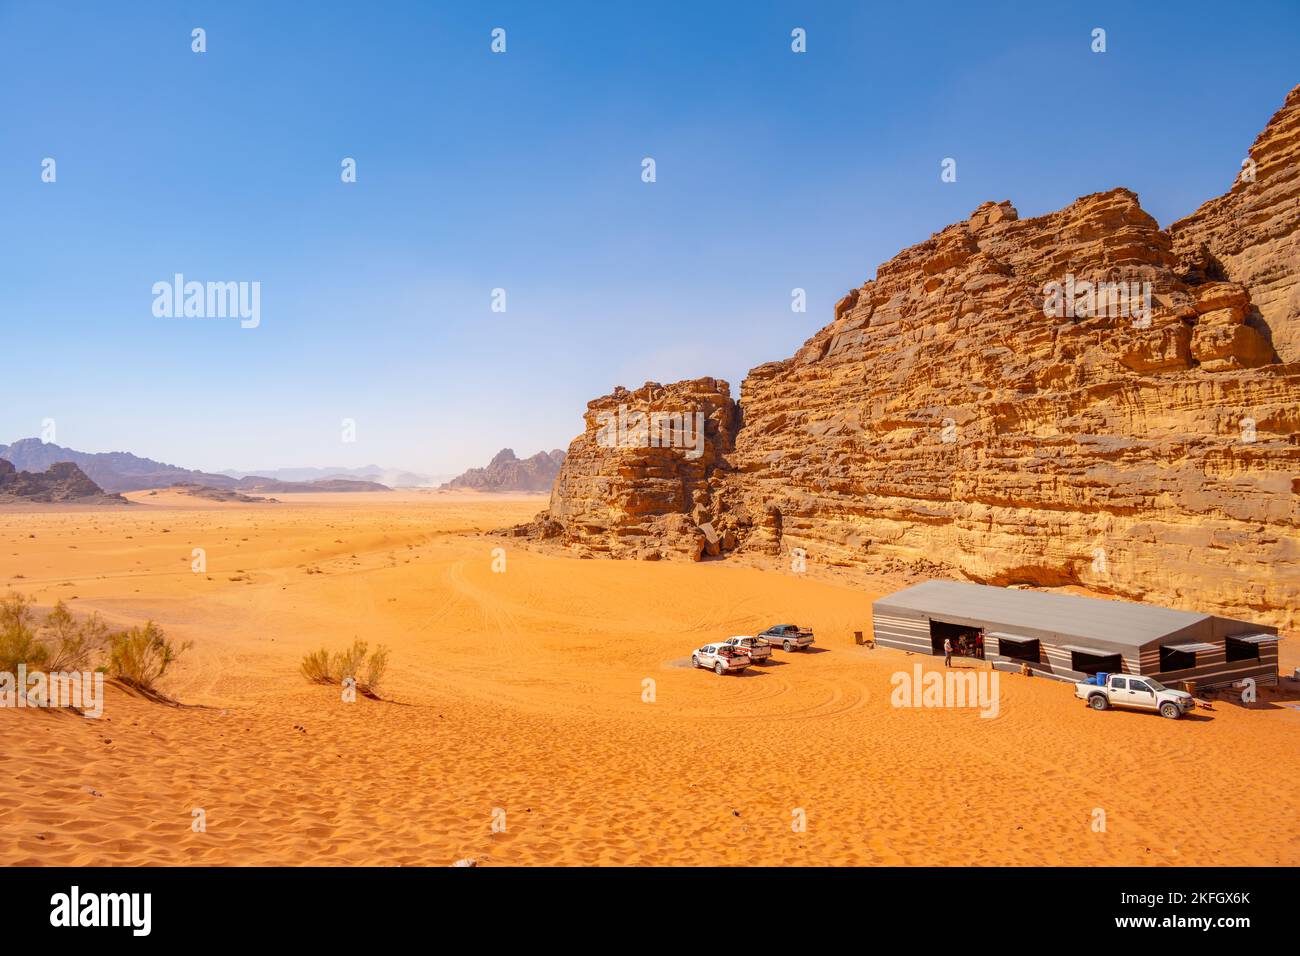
left=0, top=591, right=46, bottom=673
left=41, top=600, right=109, bottom=672
left=2, top=593, right=192, bottom=701
left=108, top=621, right=192, bottom=691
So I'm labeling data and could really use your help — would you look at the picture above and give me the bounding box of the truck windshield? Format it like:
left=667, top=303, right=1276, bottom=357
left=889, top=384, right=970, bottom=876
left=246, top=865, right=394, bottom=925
left=1143, top=678, right=1166, bottom=691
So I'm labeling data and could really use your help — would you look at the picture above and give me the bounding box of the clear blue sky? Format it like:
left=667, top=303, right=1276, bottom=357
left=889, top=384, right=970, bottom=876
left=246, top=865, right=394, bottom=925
left=1, top=0, right=1296, bottom=475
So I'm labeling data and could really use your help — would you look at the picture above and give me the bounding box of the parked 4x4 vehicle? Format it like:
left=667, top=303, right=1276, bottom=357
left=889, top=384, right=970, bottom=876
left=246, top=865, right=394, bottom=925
left=1075, top=673, right=1195, bottom=719
left=723, top=635, right=772, bottom=663
left=692, top=643, right=752, bottom=675
left=758, top=624, right=815, bottom=652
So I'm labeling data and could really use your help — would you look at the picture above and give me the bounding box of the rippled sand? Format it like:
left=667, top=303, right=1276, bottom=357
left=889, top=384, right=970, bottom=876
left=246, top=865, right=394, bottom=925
left=1, top=490, right=1295, bottom=866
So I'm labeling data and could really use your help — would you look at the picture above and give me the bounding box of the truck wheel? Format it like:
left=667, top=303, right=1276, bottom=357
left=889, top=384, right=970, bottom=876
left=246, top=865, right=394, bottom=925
left=714, top=662, right=725, bottom=676
left=1160, top=702, right=1181, bottom=719
left=691, top=655, right=699, bottom=669
left=1089, top=694, right=1109, bottom=711
left=783, top=640, right=794, bottom=652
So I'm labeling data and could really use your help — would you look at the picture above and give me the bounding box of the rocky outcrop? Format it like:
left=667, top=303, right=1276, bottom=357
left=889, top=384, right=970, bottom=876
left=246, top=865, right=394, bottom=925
left=0, top=459, right=127, bottom=504
left=172, top=483, right=278, bottom=503
left=443, top=448, right=566, bottom=493
left=1170, top=85, right=1300, bottom=363
left=233, top=477, right=389, bottom=494
left=717, top=182, right=1298, bottom=627
left=504, top=381, right=738, bottom=559
left=517, top=87, right=1300, bottom=629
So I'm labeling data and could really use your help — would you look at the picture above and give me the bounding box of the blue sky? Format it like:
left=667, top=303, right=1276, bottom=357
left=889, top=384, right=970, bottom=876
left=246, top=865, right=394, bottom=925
left=1, top=0, right=1296, bottom=475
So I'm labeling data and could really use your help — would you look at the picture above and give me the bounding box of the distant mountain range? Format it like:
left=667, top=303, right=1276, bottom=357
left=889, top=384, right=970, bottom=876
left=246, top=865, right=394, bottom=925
left=0, top=439, right=395, bottom=494
left=215, top=465, right=451, bottom=488
left=442, top=448, right=565, bottom=493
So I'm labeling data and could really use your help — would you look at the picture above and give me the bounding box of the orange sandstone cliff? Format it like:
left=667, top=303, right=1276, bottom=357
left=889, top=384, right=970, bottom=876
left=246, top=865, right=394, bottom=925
left=512, top=87, right=1300, bottom=629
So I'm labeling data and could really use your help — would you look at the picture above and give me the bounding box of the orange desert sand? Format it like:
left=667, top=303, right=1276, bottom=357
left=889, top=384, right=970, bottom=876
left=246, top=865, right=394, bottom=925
left=1, top=491, right=1296, bottom=866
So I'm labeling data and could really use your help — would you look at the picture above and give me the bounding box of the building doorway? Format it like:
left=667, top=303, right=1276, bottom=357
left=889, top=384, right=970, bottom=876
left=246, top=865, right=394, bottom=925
left=929, top=619, right=983, bottom=659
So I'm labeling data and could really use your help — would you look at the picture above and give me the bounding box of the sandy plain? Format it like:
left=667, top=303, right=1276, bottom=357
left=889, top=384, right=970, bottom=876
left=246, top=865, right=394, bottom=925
left=0, top=490, right=1296, bottom=866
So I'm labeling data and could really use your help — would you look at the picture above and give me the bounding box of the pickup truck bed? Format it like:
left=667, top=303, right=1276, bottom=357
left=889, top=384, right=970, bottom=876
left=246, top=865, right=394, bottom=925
left=759, top=625, right=815, bottom=652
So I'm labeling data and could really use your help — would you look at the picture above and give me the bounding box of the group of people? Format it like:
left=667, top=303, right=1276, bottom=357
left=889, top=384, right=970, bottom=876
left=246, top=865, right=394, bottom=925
left=942, top=633, right=984, bottom=666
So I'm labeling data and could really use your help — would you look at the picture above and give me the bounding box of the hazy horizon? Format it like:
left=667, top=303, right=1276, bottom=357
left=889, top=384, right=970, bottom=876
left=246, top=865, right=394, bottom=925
left=0, top=434, right=542, bottom=481
left=3, top=0, right=1296, bottom=475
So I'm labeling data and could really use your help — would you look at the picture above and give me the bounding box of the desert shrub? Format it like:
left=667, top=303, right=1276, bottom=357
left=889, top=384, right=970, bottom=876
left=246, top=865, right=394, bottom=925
left=330, top=640, right=369, bottom=683
left=300, top=648, right=333, bottom=684
left=364, top=644, right=391, bottom=694
left=0, top=591, right=36, bottom=632
left=301, top=640, right=391, bottom=698
left=108, top=621, right=192, bottom=691
left=0, top=591, right=47, bottom=672
left=41, top=600, right=109, bottom=672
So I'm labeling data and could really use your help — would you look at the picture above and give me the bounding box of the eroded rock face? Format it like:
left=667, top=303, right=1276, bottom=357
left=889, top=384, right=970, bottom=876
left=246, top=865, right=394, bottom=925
left=1170, top=85, right=1300, bottom=363
left=510, top=380, right=738, bottom=560
left=522, top=87, right=1300, bottom=628
left=718, top=180, right=1299, bottom=628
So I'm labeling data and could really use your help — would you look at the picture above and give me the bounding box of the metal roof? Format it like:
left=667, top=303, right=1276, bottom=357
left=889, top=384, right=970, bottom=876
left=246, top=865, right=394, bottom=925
left=1164, top=642, right=1218, bottom=653
left=1232, top=633, right=1282, bottom=644
left=872, top=580, right=1217, bottom=649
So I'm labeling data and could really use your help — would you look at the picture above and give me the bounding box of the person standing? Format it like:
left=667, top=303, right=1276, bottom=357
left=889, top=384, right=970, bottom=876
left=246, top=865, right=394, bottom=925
left=943, top=637, right=952, bottom=667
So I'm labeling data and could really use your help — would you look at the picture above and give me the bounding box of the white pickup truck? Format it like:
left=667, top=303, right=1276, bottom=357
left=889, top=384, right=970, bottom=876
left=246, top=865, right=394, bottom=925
left=692, top=643, right=752, bottom=675
left=1075, top=673, right=1195, bottom=719
left=758, top=624, right=815, bottom=652
left=723, top=635, right=772, bottom=663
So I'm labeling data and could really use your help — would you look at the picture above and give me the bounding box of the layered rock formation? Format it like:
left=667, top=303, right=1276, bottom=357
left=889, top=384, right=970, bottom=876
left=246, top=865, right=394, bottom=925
left=1170, top=85, right=1300, bottom=363
left=504, top=381, right=736, bottom=558
left=0, top=459, right=127, bottom=504
left=172, top=483, right=278, bottom=503
left=516, top=86, right=1300, bottom=629
left=443, top=448, right=566, bottom=493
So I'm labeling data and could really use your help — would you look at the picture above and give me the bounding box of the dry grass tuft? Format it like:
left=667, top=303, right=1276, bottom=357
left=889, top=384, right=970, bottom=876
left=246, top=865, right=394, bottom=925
left=300, top=640, right=391, bottom=698
left=300, top=648, right=333, bottom=684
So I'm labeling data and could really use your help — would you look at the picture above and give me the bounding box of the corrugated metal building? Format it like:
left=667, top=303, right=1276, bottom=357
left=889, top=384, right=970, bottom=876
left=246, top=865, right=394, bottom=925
left=872, top=580, right=1280, bottom=688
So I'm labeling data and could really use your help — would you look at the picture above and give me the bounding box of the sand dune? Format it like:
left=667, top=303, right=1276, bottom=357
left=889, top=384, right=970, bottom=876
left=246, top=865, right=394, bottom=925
left=1, top=491, right=1296, bottom=866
